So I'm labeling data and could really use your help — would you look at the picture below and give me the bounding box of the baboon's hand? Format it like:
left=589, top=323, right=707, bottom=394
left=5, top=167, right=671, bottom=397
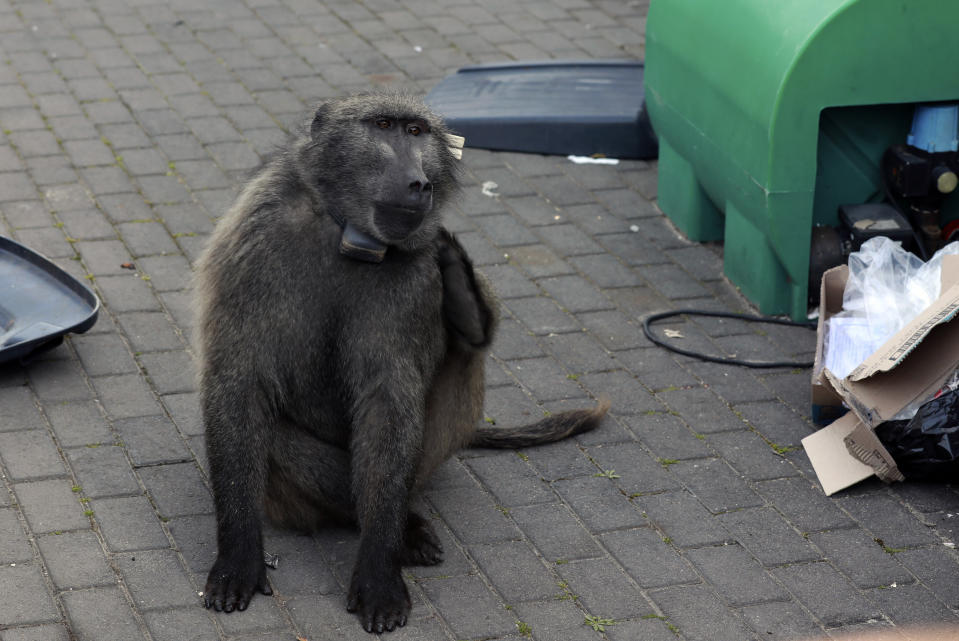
left=347, top=565, right=411, bottom=633
left=436, top=229, right=492, bottom=348
left=204, top=552, right=272, bottom=613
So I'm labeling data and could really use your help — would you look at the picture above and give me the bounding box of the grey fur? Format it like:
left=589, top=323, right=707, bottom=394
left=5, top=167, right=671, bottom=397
left=195, top=93, right=607, bottom=633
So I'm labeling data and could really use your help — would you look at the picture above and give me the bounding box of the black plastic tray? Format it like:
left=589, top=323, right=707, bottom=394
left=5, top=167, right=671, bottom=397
left=425, top=60, right=658, bottom=159
left=0, top=236, right=99, bottom=363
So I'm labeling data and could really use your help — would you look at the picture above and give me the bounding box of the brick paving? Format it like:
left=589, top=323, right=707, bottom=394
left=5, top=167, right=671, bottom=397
left=0, top=0, right=957, bottom=640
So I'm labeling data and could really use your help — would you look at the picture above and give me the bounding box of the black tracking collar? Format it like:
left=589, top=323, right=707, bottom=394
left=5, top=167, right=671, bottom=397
left=326, top=208, right=387, bottom=263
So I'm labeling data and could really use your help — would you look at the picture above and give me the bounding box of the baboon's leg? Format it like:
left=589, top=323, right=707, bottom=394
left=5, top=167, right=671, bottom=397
left=266, top=430, right=443, bottom=567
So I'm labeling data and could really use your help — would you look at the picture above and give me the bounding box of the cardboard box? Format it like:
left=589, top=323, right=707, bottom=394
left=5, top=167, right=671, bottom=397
left=803, top=256, right=959, bottom=495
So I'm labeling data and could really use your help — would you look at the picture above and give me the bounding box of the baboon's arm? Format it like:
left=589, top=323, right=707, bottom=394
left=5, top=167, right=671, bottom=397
left=345, top=354, right=427, bottom=633
left=202, top=374, right=273, bottom=612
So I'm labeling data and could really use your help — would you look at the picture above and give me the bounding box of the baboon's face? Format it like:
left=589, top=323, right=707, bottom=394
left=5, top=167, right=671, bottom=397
left=367, top=116, right=434, bottom=242
left=306, top=94, right=460, bottom=251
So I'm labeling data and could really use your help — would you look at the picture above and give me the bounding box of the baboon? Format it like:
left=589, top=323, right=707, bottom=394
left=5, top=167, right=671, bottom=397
left=195, top=93, right=608, bottom=633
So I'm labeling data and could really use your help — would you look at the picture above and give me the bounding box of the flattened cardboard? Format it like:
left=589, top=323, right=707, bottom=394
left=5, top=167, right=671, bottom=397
left=805, top=254, right=959, bottom=494
left=810, top=265, right=849, bottom=425
left=801, top=413, right=874, bottom=496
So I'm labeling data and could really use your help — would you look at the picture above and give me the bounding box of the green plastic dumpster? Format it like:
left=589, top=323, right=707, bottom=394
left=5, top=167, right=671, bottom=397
left=645, top=0, right=959, bottom=320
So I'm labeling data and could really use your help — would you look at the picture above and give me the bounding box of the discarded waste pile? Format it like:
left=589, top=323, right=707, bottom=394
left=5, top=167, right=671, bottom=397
left=805, top=236, right=959, bottom=494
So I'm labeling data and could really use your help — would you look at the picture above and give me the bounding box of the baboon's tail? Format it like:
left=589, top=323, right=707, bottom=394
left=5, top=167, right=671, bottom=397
left=469, top=397, right=610, bottom=449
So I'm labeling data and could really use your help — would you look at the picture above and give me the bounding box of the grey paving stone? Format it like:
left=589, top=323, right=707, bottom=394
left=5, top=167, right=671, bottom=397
left=686, top=543, right=788, bottom=606
left=166, top=514, right=216, bottom=575
left=469, top=540, right=559, bottom=603
left=657, top=386, right=745, bottom=434
left=490, top=317, right=547, bottom=360
left=117, top=221, right=178, bottom=256
left=716, top=506, right=820, bottom=567
left=606, top=617, right=679, bottom=641
left=288, top=592, right=386, bottom=641
left=61, top=587, right=146, bottom=641
left=117, top=548, right=199, bottom=610
left=837, top=493, right=940, bottom=549
left=507, top=243, right=574, bottom=279
left=138, top=350, right=195, bottom=395
left=866, top=581, right=959, bottom=626
left=504, top=296, right=581, bottom=335
left=114, top=415, right=190, bottom=466
left=260, top=533, right=338, bottom=596
left=508, top=357, right=587, bottom=403
left=92, top=373, right=162, bottom=419
left=615, top=346, right=699, bottom=391
left=706, top=428, right=800, bottom=480
left=586, top=441, right=681, bottom=495
left=26, top=358, right=92, bottom=403
left=14, top=479, right=89, bottom=533
left=0, top=429, right=66, bottom=480
left=896, top=546, right=959, bottom=608
left=466, top=451, right=555, bottom=507
left=96, top=193, right=152, bottom=223
left=651, top=584, right=757, bottom=641
left=511, top=598, right=597, bottom=641
left=67, top=445, right=139, bottom=497
left=92, top=495, right=170, bottom=552
left=534, top=222, right=605, bottom=257
left=638, top=490, right=732, bottom=548
left=539, top=274, right=615, bottom=313
left=93, top=274, right=162, bottom=313
left=0, top=623, right=72, bottom=641
left=0, top=387, right=46, bottom=432
left=578, top=309, right=647, bottom=351
left=602, top=526, right=699, bottom=589
left=215, top=591, right=291, bottom=636
left=427, top=483, right=522, bottom=544
left=0, top=507, right=33, bottom=562
left=740, top=601, right=824, bottom=641
left=578, top=369, right=663, bottom=416
left=552, top=474, right=647, bottom=532
left=479, top=263, right=540, bottom=299
left=771, top=561, right=882, bottom=627
left=509, top=502, right=602, bottom=562
left=37, top=530, right=114, bottom=589
left=669, top=458, right=763, bottom=513
left=521, top=437, right=597, bottom=481
left=142, top=607, right=219, bottom=641
left=735, top=400, right=816, bottom=447
left=558, top=557, right=652, bottom=619
left=418, top=574, right=516, bottom=639
left=160, top=392, right=203, bottom=437
left=541, top=331, right=616, bottom=374
left=811, top=528, right=914, bottom=589
left=482, top=385, right=550, bottom=431
left=44, top=399, right=110, bottom=447
left=756, top=477, right=853, bottom=534
left=138, top=462, right=213, bottom=517
left=0, top=564, right=59, bottom=627
left=116, top=312, right=183, bottom=353
left=71, top=333, right=138, bottom=377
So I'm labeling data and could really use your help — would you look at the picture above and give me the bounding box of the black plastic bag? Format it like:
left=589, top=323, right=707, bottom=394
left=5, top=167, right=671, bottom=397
left=875, top=389, right=959, bottom=481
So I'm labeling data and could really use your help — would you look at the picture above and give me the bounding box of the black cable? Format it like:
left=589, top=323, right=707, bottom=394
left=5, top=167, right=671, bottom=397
left=642, top=309, right=817, bottom=369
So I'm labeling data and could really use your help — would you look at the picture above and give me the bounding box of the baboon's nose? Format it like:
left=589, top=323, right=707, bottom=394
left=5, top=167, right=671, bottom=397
left=409, top=180, right=432, bottom=194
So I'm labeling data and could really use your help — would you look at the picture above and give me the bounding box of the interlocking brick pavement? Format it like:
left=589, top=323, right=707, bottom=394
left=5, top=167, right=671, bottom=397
left=0, top=0, right=957, bottom=639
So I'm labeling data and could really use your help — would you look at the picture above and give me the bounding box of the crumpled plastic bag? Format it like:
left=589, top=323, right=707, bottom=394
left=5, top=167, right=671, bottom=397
left=876, top=388, right=959, bottom=481
left=823, top=237, right=959, bottom=381
left=842, top=236, right=959, bottom=348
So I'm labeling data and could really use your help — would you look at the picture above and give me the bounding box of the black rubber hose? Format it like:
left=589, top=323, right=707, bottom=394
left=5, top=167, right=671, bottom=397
left=642, top=309, right=816, bottom=369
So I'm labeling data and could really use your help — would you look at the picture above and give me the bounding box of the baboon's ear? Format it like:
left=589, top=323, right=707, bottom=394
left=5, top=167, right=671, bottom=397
left=310, top=103, right=331, bottom=141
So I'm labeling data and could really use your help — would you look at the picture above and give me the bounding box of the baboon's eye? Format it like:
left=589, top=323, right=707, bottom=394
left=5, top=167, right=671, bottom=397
left=375, top=118, right=392, bottom=129
left=406, top=124, right=421, bottom=136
